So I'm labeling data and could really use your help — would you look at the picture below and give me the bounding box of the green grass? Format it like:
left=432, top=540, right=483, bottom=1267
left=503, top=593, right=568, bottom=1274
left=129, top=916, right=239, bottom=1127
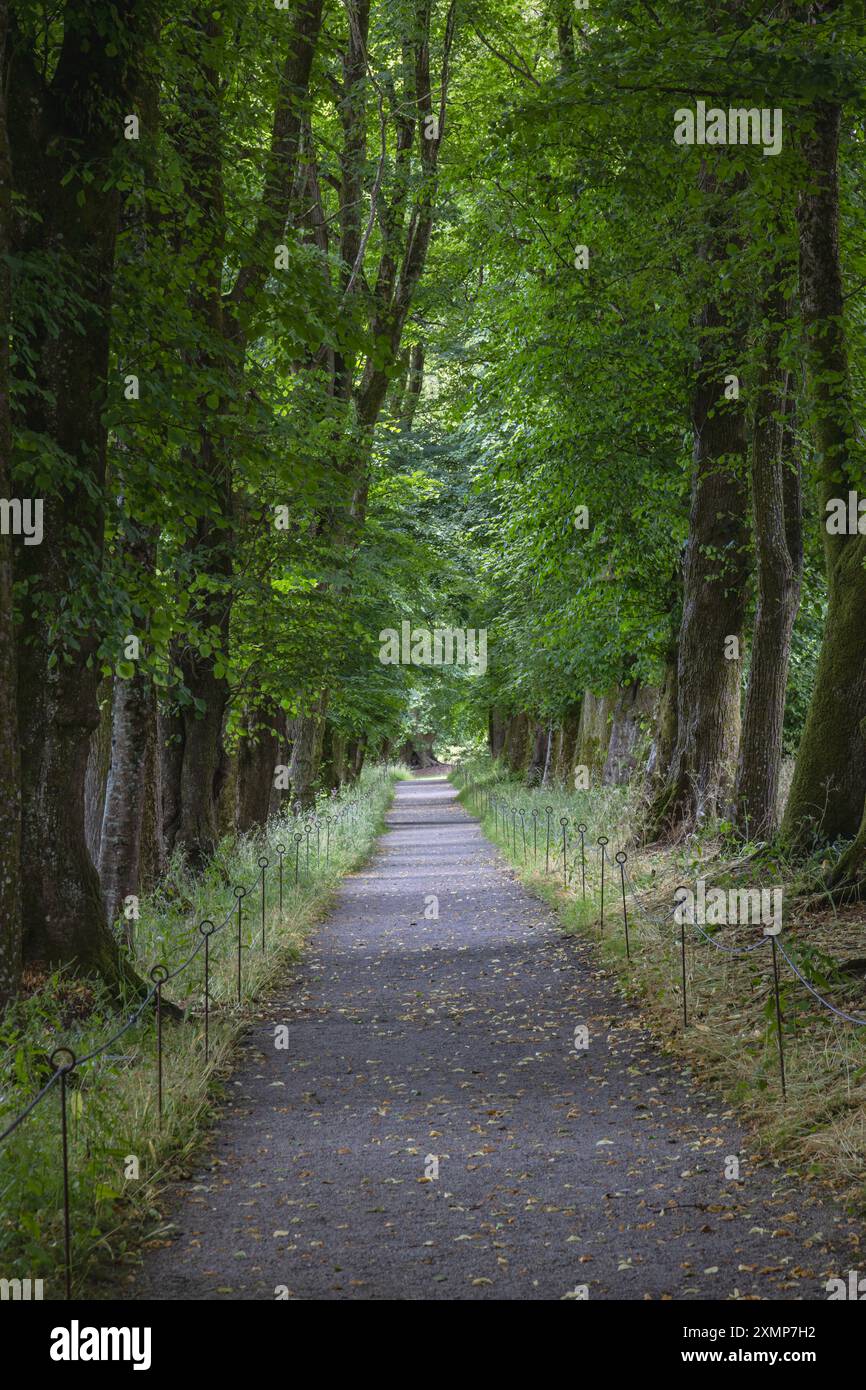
left=453, top=755, right=866, bottom=1212
left=0, top=766, right=397, bottom=1297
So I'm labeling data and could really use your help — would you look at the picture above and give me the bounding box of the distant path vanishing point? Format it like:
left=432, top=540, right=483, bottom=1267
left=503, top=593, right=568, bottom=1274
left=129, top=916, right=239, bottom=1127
left=131, top=775, right=857, bottom=1300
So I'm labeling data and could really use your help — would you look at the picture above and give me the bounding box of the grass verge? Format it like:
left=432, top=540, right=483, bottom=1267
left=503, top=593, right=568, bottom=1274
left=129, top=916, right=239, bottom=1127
left=453, top=757, right=866, bottom=1212
left=0, top=766, right=397, bottom=1298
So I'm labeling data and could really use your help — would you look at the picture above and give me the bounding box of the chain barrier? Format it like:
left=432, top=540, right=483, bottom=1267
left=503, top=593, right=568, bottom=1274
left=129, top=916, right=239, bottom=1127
left=459, top=773, right=866, bottom=1099
left=0, top=767, right=392, bottom=1297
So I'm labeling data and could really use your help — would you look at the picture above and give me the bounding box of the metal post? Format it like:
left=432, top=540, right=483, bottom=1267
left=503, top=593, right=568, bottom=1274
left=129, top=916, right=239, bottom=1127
left=275, top=843, right=285, bottom=915
left=560, top=817, right=569, bottom=887
left=294, top=832, right=302, bottom=885
left=259, top=856, right=268, bottom=949
left=577, top=823, right=587, bottom=901
left=235, top=886, right=246, bottom=1003
left=771, top=935, right=786, bottom=1099
left=50, top=1047, right=76, bottom=1300
left=199, top=921, right=215, bottom=1061
left=598, top=838, right=608, bottom=931
left=545, top=806, right=553, bottom=873
left=615, top=852, right=630, bottom=958
left=150, top=965, right=168, bottom=1123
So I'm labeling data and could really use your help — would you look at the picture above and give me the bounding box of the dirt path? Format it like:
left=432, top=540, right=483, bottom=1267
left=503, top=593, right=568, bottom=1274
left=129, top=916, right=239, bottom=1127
left=131, top=776, right=858, bottom=1300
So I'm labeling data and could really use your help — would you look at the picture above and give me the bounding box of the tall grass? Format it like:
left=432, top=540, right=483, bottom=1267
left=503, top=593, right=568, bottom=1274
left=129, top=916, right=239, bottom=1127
left=0, top=766, right=396, bottom=1296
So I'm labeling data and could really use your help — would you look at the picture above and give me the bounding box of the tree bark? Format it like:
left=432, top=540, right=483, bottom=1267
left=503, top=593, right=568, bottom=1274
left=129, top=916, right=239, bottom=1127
left=9, top=2, right=157, bottom=988
left=735, top=304, right=802, bottom=839
left=170, top=0, right=323, bottom=864
left=603, top=682, right=657, bottom=786
left=0, top=0, right=21, bottom=1005
left=236, top=706, right=280, bottom=833
left=782, top=98, right=866, bottom=850
left=288, top=695, right=328, bottom=806
left=646, top=170, right=750, bottom=837
left=98, top=673, right=154, bottom=935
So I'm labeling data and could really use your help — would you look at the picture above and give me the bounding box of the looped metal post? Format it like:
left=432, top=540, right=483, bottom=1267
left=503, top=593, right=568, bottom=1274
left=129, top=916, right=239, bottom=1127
left=294, top=831, right=302, bottom=885
left=198, top=920, right=216, bottom=1060
left=519, top=808, right=527, bottom=861
left=615, top=852, right=630, bottom=958
left=258, top=856, right=269, bottom=949
left=325, top=815, right=332, bottom=863
left=150, top=965, right=169, bottom=1124
left=675, top=883, right=689, bottom=1028
left=49, top=1046, right=77, bottom=1300
left=545, top=805, right=553, bottom=874
left=531, top=807, right=539, bottom=863
left=597, top=838, right=608, bottom=929
left=275, top=842, right=285, bottom=915
left=577, top=823, right=587, bottom=900
left=560, top=816, right=569, bottom=887
left=234, top=887, right=246, bottom=1003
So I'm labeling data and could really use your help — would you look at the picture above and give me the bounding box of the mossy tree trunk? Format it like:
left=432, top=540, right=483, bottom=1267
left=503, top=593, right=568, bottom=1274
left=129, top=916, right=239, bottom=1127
left=0, top=0, right=20, bottom=1006
left=735, top=278, right=802, bottom=839
left=9, top=2, right=157, bottom=991
left=646, top=169, right=750, bottom=838
left=782, top=98, right=866, bottom=856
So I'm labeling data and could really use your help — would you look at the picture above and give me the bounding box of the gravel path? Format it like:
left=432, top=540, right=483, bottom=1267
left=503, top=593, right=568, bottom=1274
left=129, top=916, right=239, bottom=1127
left=131, top=776, right=858, bottom=1300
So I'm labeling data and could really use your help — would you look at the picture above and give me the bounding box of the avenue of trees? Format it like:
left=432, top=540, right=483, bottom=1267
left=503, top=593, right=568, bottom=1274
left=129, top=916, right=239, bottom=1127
left=1, top=0, right=866, bottom=1005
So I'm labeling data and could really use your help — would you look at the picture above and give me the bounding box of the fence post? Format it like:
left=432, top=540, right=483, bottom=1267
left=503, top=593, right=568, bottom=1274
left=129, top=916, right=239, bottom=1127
left=560, top=816, right=569, bottom=887
left=770, top=933, right=787, bottom=1099
left=275, top=843, right=285, bottom=915
left=294, top=832, right=302, bottom=886
left=259, top=856, right=269, bottom=949
left=615, top=852, right=630, bottom=958
left=545, top=806, right=553, bottom=873
left=234, top=886, right=246, bottom=1004
left=150, top=965, right=169, bottom=1124
left=199, top=920, right=216, bottom=1061
left=675, top=886, right=689, bottom=1029
left=49, top=1046, right=76, bottom=1300
left=532, top=808, right=538, bottom=863
left=577, top=823, right=587, bottom=900
left=598, top=837, right=608, bottom=931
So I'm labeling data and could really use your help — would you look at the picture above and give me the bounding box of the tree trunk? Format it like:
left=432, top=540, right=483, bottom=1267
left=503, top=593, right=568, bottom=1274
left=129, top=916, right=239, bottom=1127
left=488, top=708, right=507, bottom=759
left=541, top=725, right=554, bottom=787
left=552, top=703, right=582, bottom=784
left=236, top=707, right=280, bottom=833
left=84, top=684, right=113, bottom=868
left=646, top=169, right=750, bottom=837
left=98, top=673, right=153, bottom=935
left=526, top=721, right=547, bottom=786
left=735, top=301, right=802, bottom=839
left=782, top=98, right=866, bottom=850
left=0, top=0, right=20, bottom=1005
left=603, top=682, right=657, bottom=786
left=9, top=3, right=155, bottom=989
left=288, top=695, right=328, bottom=807
left=575, top=691, right=615, bottom=777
